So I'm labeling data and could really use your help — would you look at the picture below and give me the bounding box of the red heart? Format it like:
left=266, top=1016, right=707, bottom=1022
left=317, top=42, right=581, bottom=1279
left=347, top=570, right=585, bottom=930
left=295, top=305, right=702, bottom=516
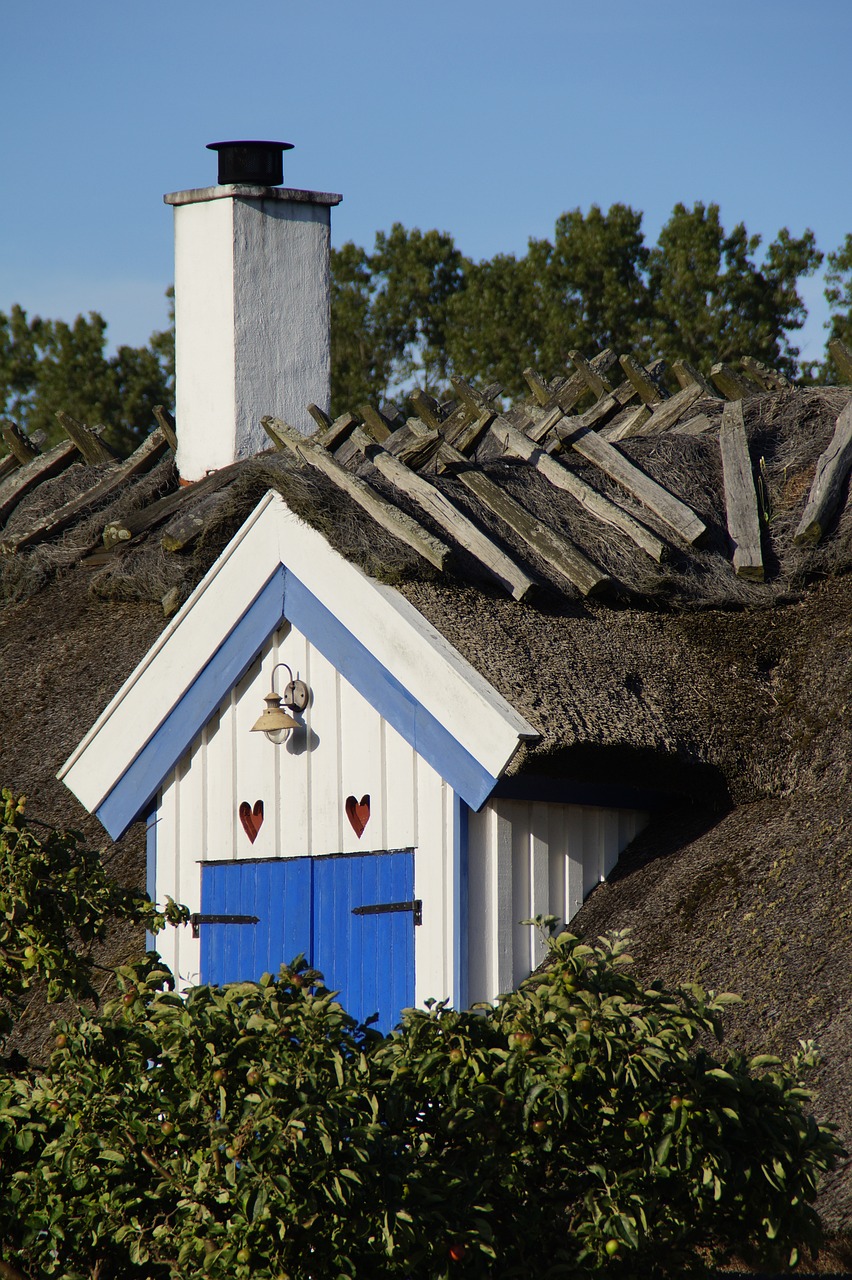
left=239, top=800, right=264, bottom=844
left=345, top=794, right=370, bottom=839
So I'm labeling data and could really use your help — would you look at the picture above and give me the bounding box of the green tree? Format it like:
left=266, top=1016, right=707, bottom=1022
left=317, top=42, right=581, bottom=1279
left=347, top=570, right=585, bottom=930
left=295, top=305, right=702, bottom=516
left=820, top=233, right=852, bottom=382
left=529, top=203, right=652, bottom=369
left=330, top=242, right=395, bottom=415
left=0, top=890, right=840, bottom=1278
left=0, top=302, right=173, bottom=457
left=647, top=203, right=821, bottom=378
left=0, top=790, right=186, bottom=1051
left=369, top=223, right=468, bottom=395
left=444, top=252, right=544, bottom=397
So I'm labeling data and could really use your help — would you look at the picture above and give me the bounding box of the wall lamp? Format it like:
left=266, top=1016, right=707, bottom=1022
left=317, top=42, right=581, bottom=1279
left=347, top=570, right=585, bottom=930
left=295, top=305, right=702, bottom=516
left=251, top=662, right=310, bottom=745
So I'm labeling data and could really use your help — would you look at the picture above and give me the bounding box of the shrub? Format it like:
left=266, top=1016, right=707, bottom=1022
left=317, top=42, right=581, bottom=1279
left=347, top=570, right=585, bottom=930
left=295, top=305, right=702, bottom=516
left=0, top=923, right=841, bottom=1278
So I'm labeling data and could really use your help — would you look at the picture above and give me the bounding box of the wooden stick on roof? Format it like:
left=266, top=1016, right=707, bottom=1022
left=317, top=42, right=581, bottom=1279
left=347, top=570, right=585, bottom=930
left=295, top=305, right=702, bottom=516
left=55, top=411, right=119, bottom=465
left=450, top=377, right=665, bottom=563
left=619, top=354, right=668, bottom=406
left=828, top=338, right=852, bottom=385
left=2, top=426, right=171, bottom=555
left=552, top=419, right=706, bottom=546
left=0, top=439, right=81, bottom=527
left=719, top=400, right=764, bottom=580
left=341, top=425, right=536, bottom=600
left=435, top=439, right=610, bottom=597
left=710, top=363, right=758, bottom=402
left=262, top=416, right=452, bottom=573
left=625, top=382, right=705, bottom=437
left=152, top=406, right=178, bottom=452
left=794, top=400, right=852, bottom=546
left=1, top=420, right=41, bottom=465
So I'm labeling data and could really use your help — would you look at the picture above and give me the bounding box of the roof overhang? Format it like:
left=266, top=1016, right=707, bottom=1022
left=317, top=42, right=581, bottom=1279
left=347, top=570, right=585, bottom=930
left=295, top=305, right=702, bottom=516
left=59, top=492, right=538, bottom=838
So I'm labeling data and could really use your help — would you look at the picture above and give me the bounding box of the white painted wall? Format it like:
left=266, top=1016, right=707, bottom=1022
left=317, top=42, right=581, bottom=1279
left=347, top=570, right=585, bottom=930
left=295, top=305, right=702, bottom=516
left=154, top=621, right=459, bottom=1008
left=168, top=186, right=339, bottom=482
left=465, top=798, right=648, bottom=1005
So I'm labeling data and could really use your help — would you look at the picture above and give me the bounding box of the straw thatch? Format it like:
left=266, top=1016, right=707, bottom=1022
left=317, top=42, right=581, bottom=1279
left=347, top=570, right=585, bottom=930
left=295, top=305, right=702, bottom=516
left=1, top=371, right=852, bottom=1242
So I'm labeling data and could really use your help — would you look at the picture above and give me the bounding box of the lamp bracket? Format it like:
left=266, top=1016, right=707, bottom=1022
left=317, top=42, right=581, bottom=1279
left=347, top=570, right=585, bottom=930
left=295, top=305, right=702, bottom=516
left=282, top=678, right=310, bottom=712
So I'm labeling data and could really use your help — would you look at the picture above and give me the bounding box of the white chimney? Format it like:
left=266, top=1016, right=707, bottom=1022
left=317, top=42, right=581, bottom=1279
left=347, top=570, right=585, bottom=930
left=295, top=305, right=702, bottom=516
left=164, top=141, right=342, bottom=482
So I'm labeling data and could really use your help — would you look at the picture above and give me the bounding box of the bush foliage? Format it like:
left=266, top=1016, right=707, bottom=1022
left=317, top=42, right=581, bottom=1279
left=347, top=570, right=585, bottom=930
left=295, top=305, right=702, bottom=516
left=0, top=949, right=840, bottom=1275
left=0, top=797, right=842, bottom=1277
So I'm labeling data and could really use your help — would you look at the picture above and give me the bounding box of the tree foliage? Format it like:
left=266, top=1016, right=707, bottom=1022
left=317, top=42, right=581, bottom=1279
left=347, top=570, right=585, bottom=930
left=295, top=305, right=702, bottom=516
left=647, top=205, right=820, bottom=378
left=0, top=790, right=186, bottom=1048
left=0, top=300, right=173, bottom=456
left=2, top=207, right=850, bottom=448
left=331, top=202, right=829, bottom=410
left=822, top=233, right=852, bottom=382
left=0, top=796, right=841, bottom=1280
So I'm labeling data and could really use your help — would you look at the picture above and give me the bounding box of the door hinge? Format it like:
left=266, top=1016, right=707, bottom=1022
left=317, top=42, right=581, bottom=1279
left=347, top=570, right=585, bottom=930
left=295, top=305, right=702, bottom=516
left=352, top=899, right=422, bottom=926
left=190, top=913, right=260, bottom=939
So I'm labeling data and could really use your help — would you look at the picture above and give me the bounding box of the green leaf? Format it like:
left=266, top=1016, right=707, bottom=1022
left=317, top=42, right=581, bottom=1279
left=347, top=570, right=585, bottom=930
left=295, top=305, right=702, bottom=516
left=656, top=1133, right=672, bottom=1166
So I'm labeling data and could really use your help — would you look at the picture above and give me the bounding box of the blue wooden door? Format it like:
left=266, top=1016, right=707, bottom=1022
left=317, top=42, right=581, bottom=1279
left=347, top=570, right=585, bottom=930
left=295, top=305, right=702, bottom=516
left=199, top=850, right=415, bottom=1032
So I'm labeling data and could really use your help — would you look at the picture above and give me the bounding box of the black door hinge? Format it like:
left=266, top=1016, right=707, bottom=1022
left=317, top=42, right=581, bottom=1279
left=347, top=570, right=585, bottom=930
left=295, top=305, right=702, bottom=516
left=190, top=913, right=260, bottom=939
left=352, top=899, right=422, bottom=926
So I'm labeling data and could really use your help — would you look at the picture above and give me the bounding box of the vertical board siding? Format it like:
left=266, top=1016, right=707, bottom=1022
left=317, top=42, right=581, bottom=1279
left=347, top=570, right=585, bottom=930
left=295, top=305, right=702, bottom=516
left=201, top=857, right=313, bottom=985
left=156, top=620, right=451, bottom=1007
left=414, top=760, right=452, bottom=1008
left=467, top=799, right=649, bottom=1005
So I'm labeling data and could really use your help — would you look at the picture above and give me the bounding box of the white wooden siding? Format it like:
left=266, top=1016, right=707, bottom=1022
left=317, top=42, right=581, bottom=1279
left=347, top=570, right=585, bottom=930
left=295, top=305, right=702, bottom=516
left=466, top=799, right=648, bottom=1005
left=155, top=621, right=453, bottom=1002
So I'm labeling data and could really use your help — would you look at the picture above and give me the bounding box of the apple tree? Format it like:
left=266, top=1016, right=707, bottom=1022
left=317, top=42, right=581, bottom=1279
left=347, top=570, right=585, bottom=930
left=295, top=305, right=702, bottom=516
left=0, top=914, right=841, bottom=1279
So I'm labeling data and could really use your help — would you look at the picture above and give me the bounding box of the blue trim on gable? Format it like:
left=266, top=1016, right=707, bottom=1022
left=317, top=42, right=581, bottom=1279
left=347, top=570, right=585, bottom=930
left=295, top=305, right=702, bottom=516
left=96, top=568, right=287, bottom=839
left=282, top=570, right=498, bottom=810
left=453, top=793, right=469, bottom=1010
left=95, top=562, right=505, bottom=840
left=145, top=808, right=157, bottom=951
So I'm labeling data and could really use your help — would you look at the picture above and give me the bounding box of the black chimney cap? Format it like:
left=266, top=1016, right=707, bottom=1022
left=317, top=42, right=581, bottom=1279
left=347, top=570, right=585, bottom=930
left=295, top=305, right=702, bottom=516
left=207, top=140, right=294, bottom=186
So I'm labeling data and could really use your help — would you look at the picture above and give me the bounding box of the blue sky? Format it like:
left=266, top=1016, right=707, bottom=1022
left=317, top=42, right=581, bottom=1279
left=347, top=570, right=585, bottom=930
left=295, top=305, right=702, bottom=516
left=1, top=0, right=850, bottom=368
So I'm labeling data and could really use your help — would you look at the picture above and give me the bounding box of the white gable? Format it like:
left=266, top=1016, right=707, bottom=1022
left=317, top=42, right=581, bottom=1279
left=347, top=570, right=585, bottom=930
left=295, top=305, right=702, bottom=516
left=59, top=491, right=538, bottom=838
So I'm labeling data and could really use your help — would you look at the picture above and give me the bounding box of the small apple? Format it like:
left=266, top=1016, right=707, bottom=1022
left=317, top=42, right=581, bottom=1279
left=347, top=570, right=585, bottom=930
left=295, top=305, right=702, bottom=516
left=212, top=1068, right=227, bottom=1085
left=236, top=1248, right=251, bottom=1264
left=246, top=1068, right=261, bottom=1087
left=577, top=1019, right=592, bottom=1034
left=122, top=986, right=138, bottom=1006
left=160, top=1120, right=175, bottom=1136
left=605, top=1239, right=620, bottom=1257
left=512, top=1031, right=534, bottom=1050
left=54, top=1033, right=68, bottom=1049
left=448, top=1049, right=464, bottom=1065
left=448, top=1242, right=467, bottom=1262
left=47, top=1100, right=62, bottom=1114
left=531, top=1119, right=547, bottom=1134
left=638, top=1111, right=652, bottom=1126
left=23, top=945, right=36, bottom=960
left=670, top=1095, right=682, bottom=1111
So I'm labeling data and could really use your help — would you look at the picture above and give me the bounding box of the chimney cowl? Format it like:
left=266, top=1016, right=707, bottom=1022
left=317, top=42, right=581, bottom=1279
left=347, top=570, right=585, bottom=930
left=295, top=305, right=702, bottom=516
left=206, top=140, right=294, bottom=186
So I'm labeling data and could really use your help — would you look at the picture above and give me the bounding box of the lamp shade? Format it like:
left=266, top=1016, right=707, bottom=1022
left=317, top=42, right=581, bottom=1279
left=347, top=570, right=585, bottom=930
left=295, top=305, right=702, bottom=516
left=251, top=691, right=301, bottom=744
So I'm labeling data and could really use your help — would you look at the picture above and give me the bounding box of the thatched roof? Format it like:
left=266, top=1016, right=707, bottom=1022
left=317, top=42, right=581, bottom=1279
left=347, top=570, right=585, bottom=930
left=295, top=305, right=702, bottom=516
left=2, top=354, right=852, bottom=1239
